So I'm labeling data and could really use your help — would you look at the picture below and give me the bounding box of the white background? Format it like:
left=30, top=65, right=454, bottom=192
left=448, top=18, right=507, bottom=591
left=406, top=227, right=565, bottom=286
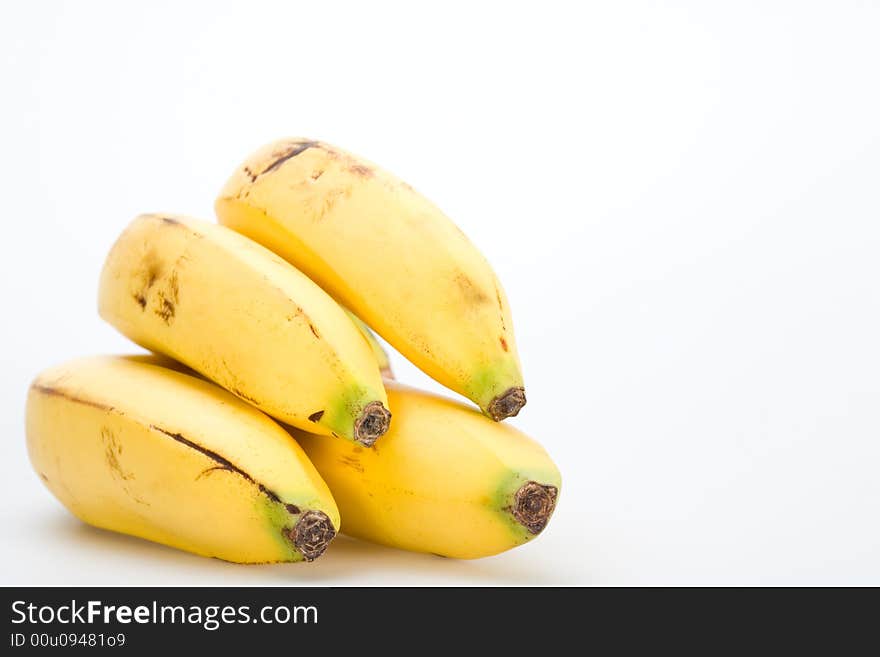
left=1, top=0, right=878, bottom=586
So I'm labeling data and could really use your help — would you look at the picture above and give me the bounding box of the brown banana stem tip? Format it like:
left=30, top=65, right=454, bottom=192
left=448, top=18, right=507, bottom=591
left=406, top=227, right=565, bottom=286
left=512, top=481, right=558, bottom=535
left=354, top=401, right=392, bottom=446
left=286, top=510, right=336, bottom=562
left=487, top=387, right=527, bottom=421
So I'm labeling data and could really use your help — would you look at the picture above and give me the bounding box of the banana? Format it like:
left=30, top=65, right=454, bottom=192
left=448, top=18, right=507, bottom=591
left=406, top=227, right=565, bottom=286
left=345, top=309, right=393, bottom=379
left=290, top=381, right=560, bottom=559
left=98, top=214, right=390, bottom=445
left=216, top=139, right=525, bottom=421
left=26, top=356, right=340, bottom=563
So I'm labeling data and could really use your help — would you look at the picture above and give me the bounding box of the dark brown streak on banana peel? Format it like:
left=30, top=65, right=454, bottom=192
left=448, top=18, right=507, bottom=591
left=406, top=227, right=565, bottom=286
left=260, top=140, right=320, bottom=176
left=338, top=455, right=364, bottom=473
left=195, top=465, right=229, bottom=480
left=150, top=425, right=283, bottom=505
left=231, top=387, right=259, bottom=405
left=287, top=306, right=322, bottom=341
left=494, top=284, right=506, bottom=331
left=31, top=384, right=114, bottom=413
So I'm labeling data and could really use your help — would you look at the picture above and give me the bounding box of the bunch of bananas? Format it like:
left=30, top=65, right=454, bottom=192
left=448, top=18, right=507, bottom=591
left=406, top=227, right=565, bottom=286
left=26, top=139, right=561, bottom=563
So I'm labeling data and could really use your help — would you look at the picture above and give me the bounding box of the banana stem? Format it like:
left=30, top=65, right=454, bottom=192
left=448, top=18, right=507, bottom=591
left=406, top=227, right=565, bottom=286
left=511, top=481, right=558, bottom=535
left=354, top=402, right=392, bottom=446
left=486, top=387, right=527, bottom=421
left=286, top=511, right=336, bottom=562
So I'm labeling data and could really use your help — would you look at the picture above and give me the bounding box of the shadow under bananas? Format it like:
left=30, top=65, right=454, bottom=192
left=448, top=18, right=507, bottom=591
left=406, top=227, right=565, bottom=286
left=38, top=512, right=564, bottom=585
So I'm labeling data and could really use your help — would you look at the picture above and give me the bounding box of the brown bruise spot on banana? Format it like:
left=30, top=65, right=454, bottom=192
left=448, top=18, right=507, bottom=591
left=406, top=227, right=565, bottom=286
left=131, top=243, right=186, bottom=324
left=154, top=270, right=179, bottom=325
left=308, top=323, right=320, bottom=339
left=511, top=481, right=558, bottom=535
left=499, top=336, right=509, bottom=352
left=304, top=184, right=352, bottom=222
left=102, top=427, right=133, bottom=481
left=155, top=298, right=175, bottom=322
left=353, top=402, right=392, bottom=447
left=260, top=140, right=320, bottom=176
left=101, top=426, right=150, bottom=506
left=132, top=256, right=163, bottom=311
left=347, top=163, right=374, bottom=178
left=454, top=272, right=490, bottom=305
left=283, top=511, right=336, bottom=562
left=308, top=410, right=325, bottom=423
left=487, top=387, right=527, bottom=421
